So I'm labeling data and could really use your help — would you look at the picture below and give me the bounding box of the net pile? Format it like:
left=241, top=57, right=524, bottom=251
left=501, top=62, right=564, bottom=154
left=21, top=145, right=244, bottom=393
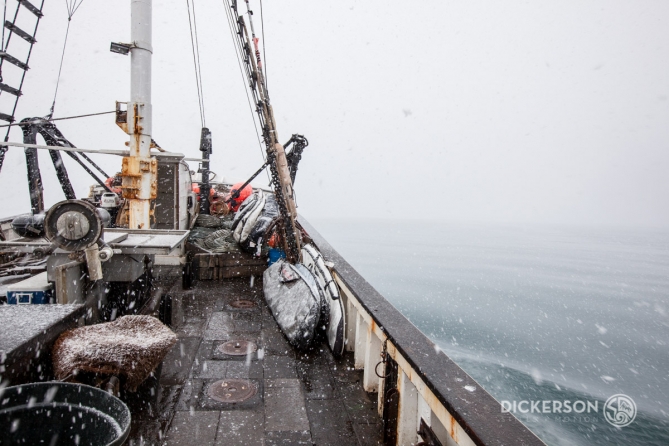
left=195, top=214, right=224, bottom=228
left=189, top=211, right=239, bottom=253
left=198, top=228, right=238, bottom=253
left=52, top=315, right=177, bottom=391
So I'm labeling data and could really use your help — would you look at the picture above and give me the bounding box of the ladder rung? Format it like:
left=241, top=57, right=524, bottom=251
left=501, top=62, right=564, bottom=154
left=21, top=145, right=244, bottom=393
left=0, top=82, right=21, bottom=96
left=4, top=21, right=36, bottom=44
left=0, top=113, right=14, bottom=122
left=0, top=51, right=28, bottom=70
left=17, top=0, right=43, bottom=18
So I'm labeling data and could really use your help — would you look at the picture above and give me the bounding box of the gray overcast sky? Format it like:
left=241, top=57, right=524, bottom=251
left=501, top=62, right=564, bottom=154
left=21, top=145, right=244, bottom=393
left=0, top=0, right=666, bottom=227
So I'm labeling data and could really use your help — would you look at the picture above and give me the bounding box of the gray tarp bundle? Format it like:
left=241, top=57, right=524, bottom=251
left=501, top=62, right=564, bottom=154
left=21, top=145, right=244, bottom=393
left=231, top=190, right=264, bottom=242
left=232, top=190, right=279, bottom=255
left=241, top=194, right=278, bottom=254
left=263, top=259, right=327, bottom=350
left=302, top=243, right=345, bottom=357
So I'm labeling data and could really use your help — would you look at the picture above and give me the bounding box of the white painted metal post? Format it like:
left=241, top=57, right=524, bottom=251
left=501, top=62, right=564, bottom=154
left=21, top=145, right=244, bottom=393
left=354, top=313, right=368, bottom=369
left=397, top=368, right=419, bottom=445
left=363, top=330, right=382, bottom=392
left=122, top=0, right=156, bottom=229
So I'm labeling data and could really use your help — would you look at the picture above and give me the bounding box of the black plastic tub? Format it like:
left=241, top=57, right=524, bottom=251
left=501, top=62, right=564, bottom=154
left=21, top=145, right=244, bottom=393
left=0, top=382, right=131, bottom=445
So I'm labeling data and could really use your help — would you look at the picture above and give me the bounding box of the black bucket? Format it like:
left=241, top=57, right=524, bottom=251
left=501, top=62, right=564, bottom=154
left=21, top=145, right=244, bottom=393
left=0, top=382, right=131, bottom=445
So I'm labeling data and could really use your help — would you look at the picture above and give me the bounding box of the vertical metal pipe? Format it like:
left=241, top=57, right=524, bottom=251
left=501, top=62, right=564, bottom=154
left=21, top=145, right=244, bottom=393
left=131, top=0, right=152, bottom=124
left=123, top=0, right=155, bottom=229
left=198, top=127, right=212, bottom=214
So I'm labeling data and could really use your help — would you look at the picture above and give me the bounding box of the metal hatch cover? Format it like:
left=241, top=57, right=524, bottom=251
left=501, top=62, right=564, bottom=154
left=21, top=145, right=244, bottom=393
left=207, top=379, right=257, bottom=403
left=218, top=340, right=257, bottom=356
left=229, top=299, right=256, bottom=309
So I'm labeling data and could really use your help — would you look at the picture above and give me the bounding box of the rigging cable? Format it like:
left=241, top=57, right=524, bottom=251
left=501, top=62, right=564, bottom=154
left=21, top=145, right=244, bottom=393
left=191, top=0, right=206, bottom=126
left=244, top=0, right=263, bottom=76
left=186, top=0, right=206, bottom=128
left=0, top=110, right=115, bottom=128
left=48, top=0, right=86, bottom=119
left=260, top=0, right=266, bottom=90
left=221, top=0, right=270, bottom=177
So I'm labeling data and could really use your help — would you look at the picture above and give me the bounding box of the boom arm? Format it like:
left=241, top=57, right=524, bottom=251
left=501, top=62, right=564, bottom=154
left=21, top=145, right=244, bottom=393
left=227, top=0, right=302, bottom=262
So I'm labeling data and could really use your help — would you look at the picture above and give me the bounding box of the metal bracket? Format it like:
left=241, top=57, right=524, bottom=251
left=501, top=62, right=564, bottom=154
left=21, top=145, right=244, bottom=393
left=110, top=42, right=133, bottom=55
left=417, top=418, right=443, bottom=446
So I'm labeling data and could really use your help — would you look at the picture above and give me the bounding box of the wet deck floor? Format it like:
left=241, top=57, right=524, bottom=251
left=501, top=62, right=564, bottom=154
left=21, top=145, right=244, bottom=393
left=127, top=278, right=383, bottom=445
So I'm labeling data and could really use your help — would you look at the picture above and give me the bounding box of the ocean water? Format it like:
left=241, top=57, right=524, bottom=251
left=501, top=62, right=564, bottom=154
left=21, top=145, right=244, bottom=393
left=310, top=219, right=669, bottom=446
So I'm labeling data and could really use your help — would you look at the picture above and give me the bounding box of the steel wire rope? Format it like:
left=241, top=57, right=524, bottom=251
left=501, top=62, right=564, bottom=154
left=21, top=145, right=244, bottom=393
left=191, top=0, right=206, bottom=126
left=221, top=0, right=271, bottom=183
left=186, top=0, right=205, bottom=128
left=69, top=0, right=85, bottom=17
left=259, top=0, right=267, bottom=90
left=0, top=110, right=115, bottom=128
left=48, top=0, right=86, bottom=119
left=240, top=0, right=272, bottom=143
left=191, top=0, right=207, bottom=127
left=222, top=0, right=263, bottom=148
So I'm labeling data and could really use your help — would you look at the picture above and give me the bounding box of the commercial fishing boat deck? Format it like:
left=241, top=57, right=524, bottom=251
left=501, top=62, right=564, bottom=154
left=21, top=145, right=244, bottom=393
left=0, top=0, right=546, bottom=442
left=127, top=277, right=383, bottom=445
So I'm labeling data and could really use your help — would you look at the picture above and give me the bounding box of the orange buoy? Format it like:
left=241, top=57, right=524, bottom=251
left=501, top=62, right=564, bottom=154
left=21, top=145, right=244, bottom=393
left=226, top=182, right=253, bottom=212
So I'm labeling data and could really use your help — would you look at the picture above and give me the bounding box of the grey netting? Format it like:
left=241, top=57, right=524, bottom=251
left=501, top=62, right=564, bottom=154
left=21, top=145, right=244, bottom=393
left=200, top=228, right=239, bottom=253
left=195, top=214, right=224, bottom=228
left=188, top=226, right=216, bottom=243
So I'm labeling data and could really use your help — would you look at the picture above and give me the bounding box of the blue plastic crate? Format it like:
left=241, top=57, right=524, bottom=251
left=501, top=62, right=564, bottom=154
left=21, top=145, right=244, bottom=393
left=6, top=272, right=54, bottom=304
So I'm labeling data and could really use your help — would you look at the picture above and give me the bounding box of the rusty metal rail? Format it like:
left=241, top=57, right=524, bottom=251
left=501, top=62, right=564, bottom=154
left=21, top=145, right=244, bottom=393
left=299, top=216, right=546, bottom=446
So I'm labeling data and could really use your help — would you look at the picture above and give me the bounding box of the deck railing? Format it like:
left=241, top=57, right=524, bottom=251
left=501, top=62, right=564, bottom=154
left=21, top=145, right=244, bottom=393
left=300, top=217, right=545, bottom=446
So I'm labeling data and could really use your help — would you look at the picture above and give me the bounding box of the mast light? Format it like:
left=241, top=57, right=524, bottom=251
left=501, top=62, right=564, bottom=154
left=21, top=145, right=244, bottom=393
left=110, top=42, right=132, bottom=55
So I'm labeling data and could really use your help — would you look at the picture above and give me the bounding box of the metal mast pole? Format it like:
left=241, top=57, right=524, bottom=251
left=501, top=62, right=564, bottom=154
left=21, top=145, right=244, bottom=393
left=198, top=127, right=212, bottom=214
left=122, top=0, right=156, bottom=229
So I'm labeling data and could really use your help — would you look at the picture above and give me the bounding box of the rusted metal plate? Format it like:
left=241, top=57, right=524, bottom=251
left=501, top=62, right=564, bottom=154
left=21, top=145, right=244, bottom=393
left=218, top=340, right=258, bottom=356
left=207, top=379, right=257, bottom=403
left=230, top=299, right=256, bottom=309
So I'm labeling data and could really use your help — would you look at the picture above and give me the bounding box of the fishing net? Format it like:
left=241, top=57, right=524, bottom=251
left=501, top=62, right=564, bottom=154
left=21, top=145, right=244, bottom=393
left=52, top=315, right=177, bottom=391
left=200, top=228, right=238, bottom=253
left=195, top=214, right=224, bottom=228
left=188, top=226, right=216, bottom=243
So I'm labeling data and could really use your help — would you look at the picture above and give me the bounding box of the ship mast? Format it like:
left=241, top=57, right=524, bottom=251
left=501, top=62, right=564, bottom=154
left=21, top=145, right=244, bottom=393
left=122, top=0, right=156, bottom=229
left=226, top=0, right=302, bottom=262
